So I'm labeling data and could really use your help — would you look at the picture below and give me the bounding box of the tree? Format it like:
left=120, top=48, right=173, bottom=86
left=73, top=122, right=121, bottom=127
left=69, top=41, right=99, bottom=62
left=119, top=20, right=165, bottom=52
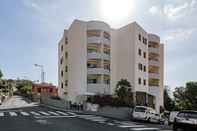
left=164, top=87, right=175, bottom=111
left=0, top=69, right=3, bottom=79
left=15, top=80, right=32, bottom=96
left=174, top=81, right=197, bottom=110
left=115, top=79, right=133, bottom=107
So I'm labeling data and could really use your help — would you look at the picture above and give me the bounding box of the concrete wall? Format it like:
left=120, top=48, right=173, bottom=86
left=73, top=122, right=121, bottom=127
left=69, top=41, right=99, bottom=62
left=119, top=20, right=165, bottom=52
left=41, top=94, right=69, bottom=109
left=85, top=104, right=131, bottom=120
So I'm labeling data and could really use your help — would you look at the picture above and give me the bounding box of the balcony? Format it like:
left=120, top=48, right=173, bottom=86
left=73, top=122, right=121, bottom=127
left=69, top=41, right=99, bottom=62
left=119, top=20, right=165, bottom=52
left=87, top=52, right=110, bottom=60
left=102, top=37, right=110, bottom=45
left=87, top=83, right=110, bottom=94
left=87, top=52, right=102, bottom=59
left=148, top=47, right=159, bottom=54
left=149, top=73, right=160, bottom=79
left=149, top=60, right=160, bottom=66
left=87, top=37, right=101, bottom=44
left=87, top=68, right=110, bottom=75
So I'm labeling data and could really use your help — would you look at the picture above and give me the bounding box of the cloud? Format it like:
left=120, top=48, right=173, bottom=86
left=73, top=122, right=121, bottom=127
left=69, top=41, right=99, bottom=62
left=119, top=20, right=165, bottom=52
left=163, top=29, right=193, bottom=42
left=149, top=0, right=197, bottom=20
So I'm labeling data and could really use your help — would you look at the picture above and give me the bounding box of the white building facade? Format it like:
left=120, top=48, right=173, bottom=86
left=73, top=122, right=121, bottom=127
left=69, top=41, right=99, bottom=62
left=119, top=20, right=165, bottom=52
left=58, top=20, right=164, bottom=113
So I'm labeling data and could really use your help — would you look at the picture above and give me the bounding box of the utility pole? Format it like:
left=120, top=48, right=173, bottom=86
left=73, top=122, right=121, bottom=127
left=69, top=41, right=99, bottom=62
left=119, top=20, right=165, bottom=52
left=34, top=64, right=45, bottom=83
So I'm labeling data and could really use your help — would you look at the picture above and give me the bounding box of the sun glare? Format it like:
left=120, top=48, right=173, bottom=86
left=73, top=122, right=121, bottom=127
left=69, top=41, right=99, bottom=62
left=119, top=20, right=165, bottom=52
left=99, top=0, right=135, bottom=26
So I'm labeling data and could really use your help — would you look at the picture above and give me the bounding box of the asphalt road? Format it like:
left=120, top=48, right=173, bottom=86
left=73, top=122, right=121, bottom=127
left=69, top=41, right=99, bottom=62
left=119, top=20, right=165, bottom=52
left=0, top=96, right=172, bottom=131
left=0, top=105, right=172, bottom=131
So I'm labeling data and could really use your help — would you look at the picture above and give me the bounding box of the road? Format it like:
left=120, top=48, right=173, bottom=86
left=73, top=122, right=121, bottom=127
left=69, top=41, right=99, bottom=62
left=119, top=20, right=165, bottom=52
left=0, top=96, right=172, bottom=131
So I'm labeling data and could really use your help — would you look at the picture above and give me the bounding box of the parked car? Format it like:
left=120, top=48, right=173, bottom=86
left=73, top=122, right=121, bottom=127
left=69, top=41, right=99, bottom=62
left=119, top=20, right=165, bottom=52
left=160, top=111, right=170, bottom=125
left=173, top=111, right=197, bottom=131
left=169, top=111, right=179, bottom=124
left=132, top=106, right=158, bottom=123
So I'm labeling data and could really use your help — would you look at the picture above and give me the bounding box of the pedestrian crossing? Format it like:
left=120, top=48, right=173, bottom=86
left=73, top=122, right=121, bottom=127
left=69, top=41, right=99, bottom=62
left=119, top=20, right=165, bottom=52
left=74, top=114, right=171, bottom=131
left=0, top=110, right=171, bottom=131
left=0, top=110, right=73, bottom=118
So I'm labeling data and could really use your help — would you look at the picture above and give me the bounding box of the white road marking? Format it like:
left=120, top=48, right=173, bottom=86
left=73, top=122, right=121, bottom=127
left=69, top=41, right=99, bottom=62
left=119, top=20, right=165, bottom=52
left=34, top=115, right=76, bottom=119
left=48, top=111, right=59, bottom=116
left=56, top=111, right=68, bottom=115
left=30, top=111, right=41, bottom=116
left=119, top=125, right=145, bottom=128
left=9, top=112, right=17, bottom=116
left=20, top=111, right=30, bottom=116
left=38, top=111, right=50, bottom=116
left=81, top=116, right=107, bottom=122
left=107, top=123, right=115, bottom=126
left=0, top=112, right=4, bottom=116
left=67, top=112, right=77, bottom=115
left=131, top=127, right=159, bottom=131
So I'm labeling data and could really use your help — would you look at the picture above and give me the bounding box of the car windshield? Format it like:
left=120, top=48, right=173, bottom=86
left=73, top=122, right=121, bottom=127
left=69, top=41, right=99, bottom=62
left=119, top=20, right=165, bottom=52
left=135, top=107, right=146, bottom=112
left=187, top=112, right=197, bottom=119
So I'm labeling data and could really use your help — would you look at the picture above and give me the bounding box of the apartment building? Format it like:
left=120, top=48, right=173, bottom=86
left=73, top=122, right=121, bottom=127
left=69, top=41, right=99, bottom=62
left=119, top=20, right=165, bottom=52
left=58, top=20, right=164, bottom=112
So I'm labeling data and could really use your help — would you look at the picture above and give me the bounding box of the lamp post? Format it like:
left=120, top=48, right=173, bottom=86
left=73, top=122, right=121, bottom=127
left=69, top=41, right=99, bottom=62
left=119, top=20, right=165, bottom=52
left=34, top=64, right=45, bottom=83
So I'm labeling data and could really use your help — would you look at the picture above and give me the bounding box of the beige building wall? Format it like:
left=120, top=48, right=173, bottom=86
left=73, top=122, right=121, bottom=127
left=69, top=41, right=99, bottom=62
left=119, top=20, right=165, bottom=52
left=58, top=20, right=164, bottom=112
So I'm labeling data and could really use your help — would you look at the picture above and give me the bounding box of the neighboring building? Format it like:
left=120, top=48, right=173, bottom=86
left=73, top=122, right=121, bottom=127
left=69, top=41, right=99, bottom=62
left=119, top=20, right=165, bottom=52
left=32, top=83, right=58, bottom=97
left=58, top=20, right=164, bottom=112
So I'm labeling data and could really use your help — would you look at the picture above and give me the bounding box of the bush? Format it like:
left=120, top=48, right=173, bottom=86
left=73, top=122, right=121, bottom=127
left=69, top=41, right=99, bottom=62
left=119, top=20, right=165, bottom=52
left=87, top=95, right=133, bottom=107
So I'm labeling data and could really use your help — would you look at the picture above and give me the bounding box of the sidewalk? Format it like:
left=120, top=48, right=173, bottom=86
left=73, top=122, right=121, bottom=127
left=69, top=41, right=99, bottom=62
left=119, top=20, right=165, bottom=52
left=0, top=95, right=39, bottom=110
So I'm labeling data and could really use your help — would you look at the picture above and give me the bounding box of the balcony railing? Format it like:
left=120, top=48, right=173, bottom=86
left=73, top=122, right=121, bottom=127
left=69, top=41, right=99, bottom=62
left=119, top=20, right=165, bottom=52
left=87, top=83, right=110, bottom=94
left=87, top=68, right=110, bottom=75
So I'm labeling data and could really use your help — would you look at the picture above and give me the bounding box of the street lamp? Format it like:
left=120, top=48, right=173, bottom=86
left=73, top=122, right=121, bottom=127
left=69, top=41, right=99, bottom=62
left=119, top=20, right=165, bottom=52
left=34, top=64, right=45, bottom=83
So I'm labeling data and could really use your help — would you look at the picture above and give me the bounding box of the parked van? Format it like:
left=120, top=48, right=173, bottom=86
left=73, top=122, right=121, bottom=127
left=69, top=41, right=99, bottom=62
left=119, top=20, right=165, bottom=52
left=132, top=106, right=158, bottom=122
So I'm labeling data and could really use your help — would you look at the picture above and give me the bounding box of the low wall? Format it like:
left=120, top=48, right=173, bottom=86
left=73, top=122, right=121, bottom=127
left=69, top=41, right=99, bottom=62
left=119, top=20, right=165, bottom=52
left=85, top=103, right=132, bottom=120
left=97, top=106, right=132, bottom=120
left=40, top=94, right=69, bottom=109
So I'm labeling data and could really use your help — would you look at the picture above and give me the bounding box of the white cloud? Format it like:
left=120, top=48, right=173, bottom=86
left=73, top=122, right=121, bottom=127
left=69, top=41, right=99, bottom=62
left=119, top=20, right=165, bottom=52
left=163, top=29, right=193, bottom=42
left=149, top=0, right=197, bottom=20
left=149, top=6, right=159, bottom=15
left=163, top=3, right=188, bottom=19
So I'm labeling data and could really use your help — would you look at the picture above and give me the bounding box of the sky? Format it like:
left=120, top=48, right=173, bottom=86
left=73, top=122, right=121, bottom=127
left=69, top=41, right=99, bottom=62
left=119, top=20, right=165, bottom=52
left=0, top=0, right=197, bottom=91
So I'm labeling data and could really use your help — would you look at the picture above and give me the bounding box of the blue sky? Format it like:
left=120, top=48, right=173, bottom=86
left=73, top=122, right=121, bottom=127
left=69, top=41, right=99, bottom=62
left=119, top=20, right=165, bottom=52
left=0, top=0, right=197, bottom=90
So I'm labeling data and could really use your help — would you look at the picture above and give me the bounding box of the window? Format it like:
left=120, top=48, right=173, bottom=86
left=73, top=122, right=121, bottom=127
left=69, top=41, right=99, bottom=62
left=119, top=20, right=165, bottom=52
left=143, top=66, right=146, bottom=72
left=138, top=49, right=142, bottom=56
left=149, top=65, right=159, bottom=73
left=65, top=66, right=68, bottom=72
left=65, top=52, right=68, bottom=59
left=144, top=38, right=147, bottom=45
left=65, top=80, right=68, bottom=86
left=138, top=34, right=141, bottom=41
left=138, top=63, right=142, bottom=71
left=142, top=37, right=147, bottom=44
left=61, top=70, right=63, bottom=77
left=61, top=45, right=63, bottom=52
left=60, top=57, right=63, bottom=65
left=61, top=83, right=63, bottom=88
left=138, top=78, right=141, bottom=85
left=87, top=30, right=101, bottom=37
left=149, top=78, right=159, bottom=86
left=143, top=52, right=146, bottom=58
left=104, top=31, right=111, bottom=40
left=65, top=37, right=68, bottom=45
left=143, top=79, right=146, bottom=85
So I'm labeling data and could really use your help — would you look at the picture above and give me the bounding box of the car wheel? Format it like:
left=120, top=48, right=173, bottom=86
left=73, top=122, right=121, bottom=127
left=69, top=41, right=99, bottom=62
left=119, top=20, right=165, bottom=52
left=147, top=117, right=150, bottom=122
left=176, top=128, right=183, bottom=131
left=173, top=126, right=183, bottom=131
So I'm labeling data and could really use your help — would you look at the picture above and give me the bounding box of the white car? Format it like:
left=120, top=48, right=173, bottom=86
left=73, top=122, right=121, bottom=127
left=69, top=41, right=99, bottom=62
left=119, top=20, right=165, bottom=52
left=132, top=106, right=158, bottom=122
left=169, top=111, right=179, bottom=124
